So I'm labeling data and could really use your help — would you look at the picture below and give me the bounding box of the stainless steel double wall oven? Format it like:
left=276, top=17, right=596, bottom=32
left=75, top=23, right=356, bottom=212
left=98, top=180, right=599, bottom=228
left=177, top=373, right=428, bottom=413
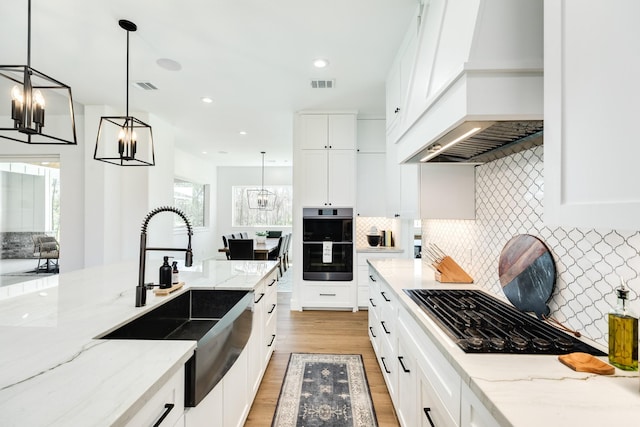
left=302, top=207, right=353, bottom=281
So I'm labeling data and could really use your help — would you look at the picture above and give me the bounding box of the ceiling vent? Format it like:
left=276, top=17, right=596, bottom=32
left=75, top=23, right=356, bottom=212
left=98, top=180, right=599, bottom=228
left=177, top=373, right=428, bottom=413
left=134, top=81, right=158, bottom=90
left=310, top=79, right=335, bottom=89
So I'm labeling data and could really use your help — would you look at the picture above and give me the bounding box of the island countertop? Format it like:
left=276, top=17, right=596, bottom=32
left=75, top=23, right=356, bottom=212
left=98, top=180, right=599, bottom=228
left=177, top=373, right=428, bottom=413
left=0, top=259, right=278, bottom=427
left=368, top=258, right=640, bottom=427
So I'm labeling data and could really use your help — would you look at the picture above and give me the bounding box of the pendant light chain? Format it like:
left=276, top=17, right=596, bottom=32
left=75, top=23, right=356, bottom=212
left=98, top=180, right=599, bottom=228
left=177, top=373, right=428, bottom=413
left=27, top=0, right=31, bottom=68
left=125, top=28, right=129, bottom=118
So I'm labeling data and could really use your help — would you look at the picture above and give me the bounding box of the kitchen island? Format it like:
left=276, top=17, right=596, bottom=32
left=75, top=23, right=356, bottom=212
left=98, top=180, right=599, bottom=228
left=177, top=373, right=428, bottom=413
left=368, top=258, right=640, bottom=427
left=0, top=259, right=278, bottom=427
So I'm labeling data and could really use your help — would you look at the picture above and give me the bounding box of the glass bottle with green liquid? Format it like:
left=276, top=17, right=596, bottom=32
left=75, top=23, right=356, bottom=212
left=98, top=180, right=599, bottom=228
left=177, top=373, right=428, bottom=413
left=608, top=278, right=638, bottom=371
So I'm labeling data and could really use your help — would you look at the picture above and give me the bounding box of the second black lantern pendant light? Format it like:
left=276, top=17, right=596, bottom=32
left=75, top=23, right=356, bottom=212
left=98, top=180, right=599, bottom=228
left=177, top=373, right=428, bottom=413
left=94, top=20, right=155, bottom=166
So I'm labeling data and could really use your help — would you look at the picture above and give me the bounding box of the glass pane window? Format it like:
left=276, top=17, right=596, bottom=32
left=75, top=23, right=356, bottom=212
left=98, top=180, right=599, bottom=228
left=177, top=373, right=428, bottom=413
left=232, top=185, right=292, bottom=227
left=174, top=178, right=207, bottom=228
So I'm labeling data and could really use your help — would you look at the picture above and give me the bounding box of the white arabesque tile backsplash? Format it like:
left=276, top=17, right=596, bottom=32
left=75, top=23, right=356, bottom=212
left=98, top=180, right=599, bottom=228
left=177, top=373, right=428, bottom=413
left=422, top=146, right=640, bottom=347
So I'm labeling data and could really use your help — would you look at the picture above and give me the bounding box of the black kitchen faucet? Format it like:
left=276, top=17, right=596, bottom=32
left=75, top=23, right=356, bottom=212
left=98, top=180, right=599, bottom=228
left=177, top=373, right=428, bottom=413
left=136, top=206, right=193, bottom=307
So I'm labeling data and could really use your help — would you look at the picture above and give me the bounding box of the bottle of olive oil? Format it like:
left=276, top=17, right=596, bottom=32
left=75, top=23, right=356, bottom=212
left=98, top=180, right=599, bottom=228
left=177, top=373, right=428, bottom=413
left=608, top=278, right=638, bottom=371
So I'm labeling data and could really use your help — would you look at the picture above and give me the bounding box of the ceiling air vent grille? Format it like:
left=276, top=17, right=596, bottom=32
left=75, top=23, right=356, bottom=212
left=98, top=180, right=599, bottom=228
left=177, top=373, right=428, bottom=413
left=134, top=81, right=158, bottom=90
left=310, top=79, right=335, bottom=89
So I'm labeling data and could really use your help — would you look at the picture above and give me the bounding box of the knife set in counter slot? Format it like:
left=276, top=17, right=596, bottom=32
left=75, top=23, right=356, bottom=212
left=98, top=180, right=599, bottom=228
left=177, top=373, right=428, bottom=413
left=423, top=243, right=473, bottom=284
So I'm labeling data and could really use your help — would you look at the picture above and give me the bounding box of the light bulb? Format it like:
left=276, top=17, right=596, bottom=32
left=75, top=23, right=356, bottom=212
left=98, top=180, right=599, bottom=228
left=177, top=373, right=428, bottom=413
left=11, top=85, right=23, bottom=103
left=33, top=90, right=45, bottom=108
left=118, top=128, right=126, bottom=141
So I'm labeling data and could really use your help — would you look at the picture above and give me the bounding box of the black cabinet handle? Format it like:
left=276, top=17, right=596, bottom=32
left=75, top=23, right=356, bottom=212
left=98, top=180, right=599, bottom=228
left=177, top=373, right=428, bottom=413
left=369, top=274, right=377, bottom=282
left=254, top=292, right=265, bottom=303
left=381, top=357, right=391, bottom=374
left=369, top=326, right=377, bottom=338
left=268, top=303, right=276, bottom=314
left=369, top=298, right=377, bottom=307
left=381, top=321, right=390, bottom=334
left=267, top=334, right=276, bottom=347
left=381, top=291, right=391, bottom=302
left=320, top=293, right=337, bottom=296
left=394, top=107, right=400, bottom=113
left=268, top=278, right=276, bottom=287
left=398, top=356, right=410, bottom=373
left=423, top=408, right=435, bottom=427
left=152, top=403, right=175, bottom=427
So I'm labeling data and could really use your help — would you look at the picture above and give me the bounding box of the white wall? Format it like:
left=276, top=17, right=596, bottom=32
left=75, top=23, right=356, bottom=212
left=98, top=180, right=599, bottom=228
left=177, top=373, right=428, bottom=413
left=216, top=165, right=292, bottom=258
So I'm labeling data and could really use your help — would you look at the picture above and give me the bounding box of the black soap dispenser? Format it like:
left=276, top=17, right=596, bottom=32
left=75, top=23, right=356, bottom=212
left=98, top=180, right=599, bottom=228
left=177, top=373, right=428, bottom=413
left=159, top=256, right=172, bottom=289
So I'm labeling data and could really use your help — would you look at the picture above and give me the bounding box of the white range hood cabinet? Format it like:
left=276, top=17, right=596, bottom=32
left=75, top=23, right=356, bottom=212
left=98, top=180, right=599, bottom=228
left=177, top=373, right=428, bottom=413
left=395, top=0, right=544, bottom=164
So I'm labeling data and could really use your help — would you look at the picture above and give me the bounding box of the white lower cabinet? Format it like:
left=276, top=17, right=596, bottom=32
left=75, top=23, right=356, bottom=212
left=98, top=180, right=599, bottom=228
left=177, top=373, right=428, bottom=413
left=369, top=266, right=501, bottom=427
left=184, top=269, right=278, bottom=427
left=357, top=252, right=404, bottom=309
left=460, top=382, right=501, bottom=427
left=125, top=366, right=185, bottom=427
left=224, top=349, right=249, bottom=427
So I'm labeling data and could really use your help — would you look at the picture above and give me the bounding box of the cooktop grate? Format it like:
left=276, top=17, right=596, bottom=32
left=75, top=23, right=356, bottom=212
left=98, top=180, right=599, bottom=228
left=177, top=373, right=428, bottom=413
left=404, top=289, right=606, bottom=355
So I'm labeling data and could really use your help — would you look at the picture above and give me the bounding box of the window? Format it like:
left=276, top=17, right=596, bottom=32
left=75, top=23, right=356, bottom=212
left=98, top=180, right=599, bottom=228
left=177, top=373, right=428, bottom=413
left=232, top=185, right=292, bottom=227
left=174, top=178, right=207, bottom=228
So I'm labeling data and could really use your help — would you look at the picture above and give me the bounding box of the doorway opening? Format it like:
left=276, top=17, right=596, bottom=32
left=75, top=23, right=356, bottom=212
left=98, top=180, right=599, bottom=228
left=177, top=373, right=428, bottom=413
left=0, top=156, right=61, bottom=286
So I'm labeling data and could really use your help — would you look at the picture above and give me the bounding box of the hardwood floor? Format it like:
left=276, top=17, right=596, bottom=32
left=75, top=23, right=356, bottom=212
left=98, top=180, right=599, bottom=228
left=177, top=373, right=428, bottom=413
left=244, top=293, right=400, bottom=427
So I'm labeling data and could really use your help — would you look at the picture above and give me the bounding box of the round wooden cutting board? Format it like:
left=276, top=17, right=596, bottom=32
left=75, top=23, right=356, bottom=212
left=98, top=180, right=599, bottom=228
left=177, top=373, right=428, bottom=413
left=498, top=234, right=556, bottom=319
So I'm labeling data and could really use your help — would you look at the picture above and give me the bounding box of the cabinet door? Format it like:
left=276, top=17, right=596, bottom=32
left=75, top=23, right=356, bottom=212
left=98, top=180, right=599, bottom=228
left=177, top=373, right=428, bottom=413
left=418, top=363, right=459, bottom=427
left=385, top=139, right=402, bottom=217
left=329, top=115, right=356, bottom=149
left=396, top=333, right=417, bottom=427
left=357, top=153, right=386, bottom=217
left=300, top=150, right=329, bottom=206
left=223, top=349, right=249, bottom=427
left=544, top=0, right=640, bottom=230
left=460, top=382, right=501, bottom=427
left=357, top=119, right=386, bottom=153
left=299, top=115, right=329, bottom=149
left=327, top=150, right=356, bottom=206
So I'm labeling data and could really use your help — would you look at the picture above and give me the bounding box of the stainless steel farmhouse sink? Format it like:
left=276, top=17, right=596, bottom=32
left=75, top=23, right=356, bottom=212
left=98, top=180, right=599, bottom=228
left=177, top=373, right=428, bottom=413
left=99, top=289, right=253, bottom=406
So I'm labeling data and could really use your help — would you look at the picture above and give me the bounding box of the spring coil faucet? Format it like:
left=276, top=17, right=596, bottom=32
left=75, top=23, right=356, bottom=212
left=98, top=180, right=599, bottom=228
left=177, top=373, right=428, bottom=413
left=136, top=206, right=193, bottom=307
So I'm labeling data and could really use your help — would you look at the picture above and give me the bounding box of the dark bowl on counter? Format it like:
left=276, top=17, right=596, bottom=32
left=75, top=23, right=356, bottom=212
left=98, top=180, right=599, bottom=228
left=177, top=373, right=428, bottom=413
left=366, top=235, right=381, bottom=246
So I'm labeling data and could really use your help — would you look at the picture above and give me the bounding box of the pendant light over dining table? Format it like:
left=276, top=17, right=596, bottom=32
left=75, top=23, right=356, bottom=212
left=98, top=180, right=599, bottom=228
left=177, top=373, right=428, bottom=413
left=247, top=151, right=277, bottom=211
left=0, top=0, right=78, bottom=145
left=94, top=19, right=155, bottom=166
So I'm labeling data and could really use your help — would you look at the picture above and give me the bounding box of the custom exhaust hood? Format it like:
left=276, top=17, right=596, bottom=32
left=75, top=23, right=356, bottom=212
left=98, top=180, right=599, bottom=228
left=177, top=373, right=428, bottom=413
left=398, top=0, right=544, bottom=164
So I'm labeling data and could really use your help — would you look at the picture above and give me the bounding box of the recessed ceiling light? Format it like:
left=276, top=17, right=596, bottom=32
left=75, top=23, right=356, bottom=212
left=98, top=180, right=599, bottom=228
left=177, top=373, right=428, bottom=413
left=313, top=58, right=329, bottom=68
left=202, top=151, right=208, bottom=155
left=218, top=151, right=228, bottom=154
left=201, top=97, right=213, bottom=104
left=156, top=58, right=182, bottom=71
left=239, top=131, right=247, bottom=135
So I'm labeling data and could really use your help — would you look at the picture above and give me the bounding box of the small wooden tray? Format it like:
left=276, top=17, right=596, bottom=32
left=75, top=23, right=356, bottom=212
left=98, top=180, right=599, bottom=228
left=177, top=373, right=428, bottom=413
left=153, top=282, right=184, bottom=296
left=558, top=352, right=615, bottom=375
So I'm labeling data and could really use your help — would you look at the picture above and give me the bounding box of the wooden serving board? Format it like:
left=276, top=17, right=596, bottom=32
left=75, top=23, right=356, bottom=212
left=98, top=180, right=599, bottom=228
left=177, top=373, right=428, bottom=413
left=558, top=352, right=615, bottom=375
left=498, top=234, right=555, bottom=319
left=153, top=282, right=184, bottom=296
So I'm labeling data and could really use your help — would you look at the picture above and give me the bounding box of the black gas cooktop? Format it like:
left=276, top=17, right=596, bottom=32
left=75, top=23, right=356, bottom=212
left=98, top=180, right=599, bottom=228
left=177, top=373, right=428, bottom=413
left=404, top=289, right=606, bottom=356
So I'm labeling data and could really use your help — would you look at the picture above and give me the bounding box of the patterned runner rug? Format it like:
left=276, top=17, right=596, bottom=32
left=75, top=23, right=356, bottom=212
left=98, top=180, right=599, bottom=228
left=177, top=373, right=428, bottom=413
left=272, top=353, right=378, bottom=427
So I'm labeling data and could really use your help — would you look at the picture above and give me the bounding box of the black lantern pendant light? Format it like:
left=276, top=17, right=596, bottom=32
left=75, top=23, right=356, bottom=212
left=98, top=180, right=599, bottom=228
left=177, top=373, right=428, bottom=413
left=0, top=0, right=78, bottom=145
left=94, top=20, right=155, bottom=166
left=247, top=151, right=277, bottom=211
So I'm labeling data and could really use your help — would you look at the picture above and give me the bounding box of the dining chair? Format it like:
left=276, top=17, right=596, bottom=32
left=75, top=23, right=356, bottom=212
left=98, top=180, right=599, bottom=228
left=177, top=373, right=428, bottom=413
left=222, top=234, right=234, bottom=260
left=228, top=239, right=254, bottom=260
left=282, top=233, right=291, bottom=270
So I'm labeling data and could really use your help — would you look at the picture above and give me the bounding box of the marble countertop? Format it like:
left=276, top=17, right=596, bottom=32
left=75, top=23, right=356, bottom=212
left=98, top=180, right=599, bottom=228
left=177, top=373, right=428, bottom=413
left=368, top=258, right=640, bottom=427
left=0, top=259, right=278, bottom=426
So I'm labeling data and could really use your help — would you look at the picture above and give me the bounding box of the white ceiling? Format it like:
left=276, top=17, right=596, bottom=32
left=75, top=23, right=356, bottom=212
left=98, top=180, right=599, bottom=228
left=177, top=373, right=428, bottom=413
left=2, top=0, right=417, bottom=166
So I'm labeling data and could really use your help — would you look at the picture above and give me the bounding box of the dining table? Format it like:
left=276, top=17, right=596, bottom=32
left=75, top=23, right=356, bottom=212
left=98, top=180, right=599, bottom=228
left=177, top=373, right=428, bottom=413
left=219, top=237, right=279, bottom=260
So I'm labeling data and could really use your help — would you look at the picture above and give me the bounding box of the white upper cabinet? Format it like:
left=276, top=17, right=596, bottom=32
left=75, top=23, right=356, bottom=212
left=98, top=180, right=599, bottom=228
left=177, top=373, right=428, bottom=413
left=357, top=119, right=386, bottom=217
left=544, top=0, right=640, bottom=231
left=295, top=113, right=357, bottom=207
left=385, top=6, right=420, bottom=138
left=357, top=119, right=386, bottom=153
left=299, top=114, right=356, bottom=150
